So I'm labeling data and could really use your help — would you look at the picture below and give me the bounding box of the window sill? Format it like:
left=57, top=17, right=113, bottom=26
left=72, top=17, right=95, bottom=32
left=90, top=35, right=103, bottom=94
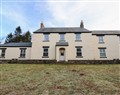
left=59, top=40, right=65, bottom=42
left=0, top=57, right=5, bottom=58
left=42, top=56, right=49, bottom=58
left=76, top=56, right=83, bottom=58
left=75, top=40, right=82, bottom=42
left=100, top=57, right=107, bottom=58
left=43, top=40, right=49, bottom=42
left=19, top=57, right=25, bottom=58
left=99, top=42, right=104, bottom=44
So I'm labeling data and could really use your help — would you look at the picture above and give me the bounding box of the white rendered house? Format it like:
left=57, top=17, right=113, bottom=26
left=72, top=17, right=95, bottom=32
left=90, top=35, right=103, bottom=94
left=0, top=22, right=120, bottom=62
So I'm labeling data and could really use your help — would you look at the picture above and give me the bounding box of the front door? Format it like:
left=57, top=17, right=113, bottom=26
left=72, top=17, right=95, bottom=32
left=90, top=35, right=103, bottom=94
left=59, top=48, right=65, bottom=61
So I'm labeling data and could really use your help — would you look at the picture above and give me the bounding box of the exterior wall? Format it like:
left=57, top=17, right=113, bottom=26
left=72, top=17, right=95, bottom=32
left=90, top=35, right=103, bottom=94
left=0, top=47, right=31, bottom=60
left=66, top=33, right=94, bottom=60
left=1, top=32, right=119, bottom=61
left=92, top=35, right=119, bottom=60
left=31, top=33, right=94, bottom=60
left=31, top=33, right=120, bottom=61
left=31, top=33, right=59, bottom=60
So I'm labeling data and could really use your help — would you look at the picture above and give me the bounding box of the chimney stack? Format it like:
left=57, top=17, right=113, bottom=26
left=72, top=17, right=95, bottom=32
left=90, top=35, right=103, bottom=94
left=40, top=21, right=44, bottom=29
left=80, top=20, right=84, bottom=28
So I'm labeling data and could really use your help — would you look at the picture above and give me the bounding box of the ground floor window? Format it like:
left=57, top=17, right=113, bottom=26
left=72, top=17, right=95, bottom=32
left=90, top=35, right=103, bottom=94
left=43, top=46, right=49, bottom=58
left=20, top=48, right=26, bottom=58
left=75, top=46, right=83, bottom=57
left=0, top=48, right=6, bottom=58
left=99, top=48, right=106, bottom=58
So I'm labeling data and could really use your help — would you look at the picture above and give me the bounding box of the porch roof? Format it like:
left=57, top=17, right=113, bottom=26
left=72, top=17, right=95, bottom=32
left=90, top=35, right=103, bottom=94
left=56, top=42, right=69, bottom=46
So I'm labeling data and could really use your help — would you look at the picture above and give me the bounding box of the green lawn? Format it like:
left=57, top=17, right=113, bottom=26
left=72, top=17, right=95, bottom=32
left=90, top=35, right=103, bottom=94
left=0, top=64, right=120, bottom=95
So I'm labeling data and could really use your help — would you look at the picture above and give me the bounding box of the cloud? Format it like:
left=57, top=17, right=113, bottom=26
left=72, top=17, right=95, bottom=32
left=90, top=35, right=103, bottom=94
left=1, top=3, right=30, bottom=32
left=46, top=1, right=119, bottom=30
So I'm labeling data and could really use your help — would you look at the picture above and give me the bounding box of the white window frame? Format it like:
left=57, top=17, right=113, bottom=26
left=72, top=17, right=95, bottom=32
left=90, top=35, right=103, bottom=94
left=20, top=48, right=26, bottom=58
left=76, top=33, right=81, bottom=41
left=43, top=46, right=49, bottom=57
left=99, top=48, right=106, bottom=58
left=0, top=48, right=6, bottom=58
left=60, top=34, right=65, bottom=41
left=98, top=36, right=104, bottom=43
left=119, top=36, right=120, bottom=43
left=76, top=47, right=82, bottom=57
left=44, top=34, right=49, bottom=41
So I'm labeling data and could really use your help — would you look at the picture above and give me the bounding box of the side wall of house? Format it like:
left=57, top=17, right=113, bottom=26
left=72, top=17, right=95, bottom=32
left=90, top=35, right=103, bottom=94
left=92, top=35, right=119, bottom=60
left=0, top=47, right=31, bottom=60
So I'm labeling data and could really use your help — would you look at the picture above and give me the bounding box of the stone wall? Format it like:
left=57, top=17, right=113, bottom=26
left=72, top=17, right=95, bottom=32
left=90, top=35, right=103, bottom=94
left=68, top=60, right=120, bottom=64
left=0, top=59, right=120, bottom=64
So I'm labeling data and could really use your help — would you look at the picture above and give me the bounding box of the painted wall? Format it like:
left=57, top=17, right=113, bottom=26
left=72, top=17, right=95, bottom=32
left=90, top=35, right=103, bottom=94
left=0, top=32, right=119, bottom=61
left=31, top=33, right=59, bottom=60
left=31, top=32, right=120, bottom=61
left=0, top=47, right=31, bottom=60
left=92, top=35, right=119, bottom=60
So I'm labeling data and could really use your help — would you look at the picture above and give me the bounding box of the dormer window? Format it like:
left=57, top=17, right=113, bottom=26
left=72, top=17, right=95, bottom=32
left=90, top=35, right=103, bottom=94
left=60, top=34, right=65, bottom=41
left=43, top=34, right=49, bottom=41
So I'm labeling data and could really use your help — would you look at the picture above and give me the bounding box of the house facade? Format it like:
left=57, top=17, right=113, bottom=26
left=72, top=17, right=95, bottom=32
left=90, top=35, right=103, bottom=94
left=0, top=22, right=120, bottom=62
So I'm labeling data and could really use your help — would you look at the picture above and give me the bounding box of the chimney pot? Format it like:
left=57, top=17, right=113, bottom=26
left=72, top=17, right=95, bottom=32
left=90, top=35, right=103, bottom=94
left=80, top=20, right=84, bottom=28
left=40, top=21, right=44, bottom=29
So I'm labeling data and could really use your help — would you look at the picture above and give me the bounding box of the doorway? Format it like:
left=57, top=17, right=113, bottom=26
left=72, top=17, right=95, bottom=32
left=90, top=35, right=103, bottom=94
left=59, top=48, right=65, bottom=61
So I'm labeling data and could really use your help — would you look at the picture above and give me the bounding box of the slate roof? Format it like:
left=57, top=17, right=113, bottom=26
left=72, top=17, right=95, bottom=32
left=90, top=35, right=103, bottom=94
left=92, top=31, right=120, bottom=35
left=34, top=28, right=120, bottom=35
left=0, top=42, right=32, bottom=47
left=56, top=41, right=69, bottom=46
left=34, top=27, right=90, bottom=33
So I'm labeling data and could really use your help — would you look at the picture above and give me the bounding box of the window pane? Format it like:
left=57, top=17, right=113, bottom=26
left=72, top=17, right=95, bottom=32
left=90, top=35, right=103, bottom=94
left=43, top=47, right=49, bottom=57
left=99, top=49, right=106, bottom=57
left=76, top=48, right=82, bottom=56
left=20, top=49, right=26, bottom=58
left=43, top=53, right=48, bottom=56
left=44, top=34, right=49, bottom=41
left=76, top=34, right=80, bottom=40
left=99, top=36, right=104, bottom=42
left=44, top=48, right=48, bottom=52
left=60, top=34, right=65, bottom=40
left=0, top=49, right=6, bottom=57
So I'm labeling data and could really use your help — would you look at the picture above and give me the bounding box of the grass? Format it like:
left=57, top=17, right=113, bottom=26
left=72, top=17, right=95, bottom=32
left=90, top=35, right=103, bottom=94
left=0, top=64, right=120, bottom=95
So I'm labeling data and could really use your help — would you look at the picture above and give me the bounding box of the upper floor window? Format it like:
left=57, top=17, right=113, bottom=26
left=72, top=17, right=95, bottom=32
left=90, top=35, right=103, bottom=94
left=75, top=33, right=81, bottom=41
left=99, top=48, right=106, bottom=58
left=43, top=46, right=49, bottom=58
left=44, top=34, right=49, bottom=41
left=60, top=34, right=65, bottom=41
left=75, top=46, right=83, bottom=57
left=20, top=48, right=26, bottom=58
left=0, top=48, right=6, bottom=58
left=98, top=36, right=104, bottom=43
left=119, top=36, right=120, bottom=42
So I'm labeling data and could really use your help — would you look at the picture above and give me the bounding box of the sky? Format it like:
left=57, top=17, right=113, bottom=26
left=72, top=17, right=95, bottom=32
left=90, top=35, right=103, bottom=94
left=0, top=0, right=120, bottom=42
